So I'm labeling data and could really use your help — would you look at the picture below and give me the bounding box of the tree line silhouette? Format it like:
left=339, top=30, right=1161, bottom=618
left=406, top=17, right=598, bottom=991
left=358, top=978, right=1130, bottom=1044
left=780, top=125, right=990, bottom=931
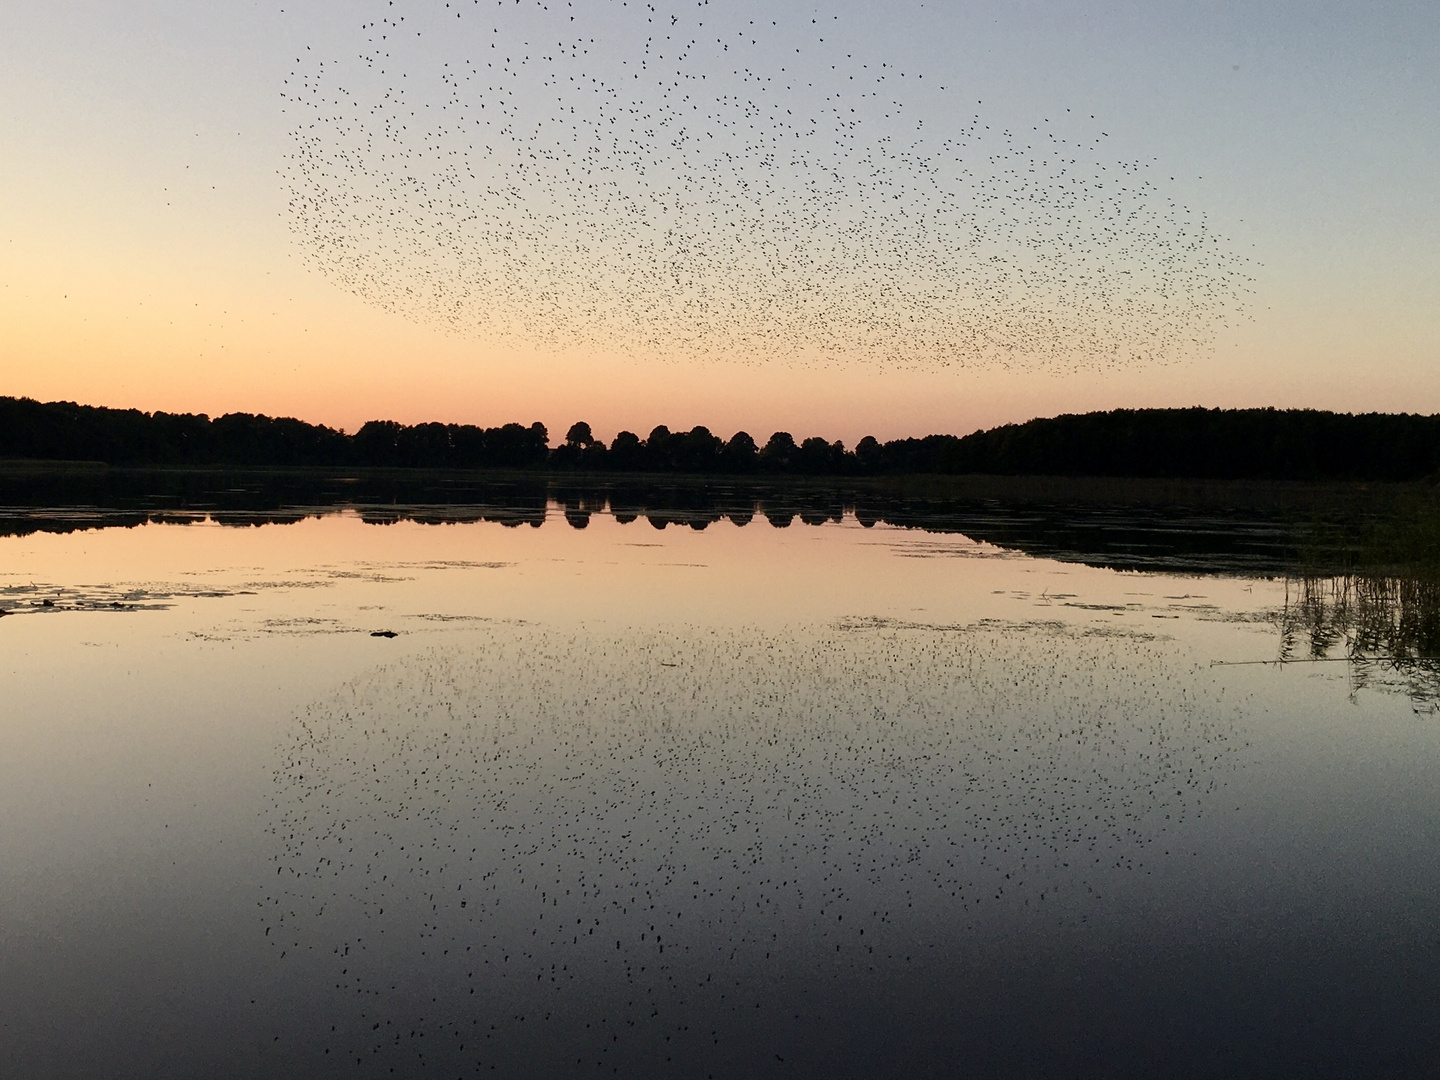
left=2, top=396, right=1438, bottom=481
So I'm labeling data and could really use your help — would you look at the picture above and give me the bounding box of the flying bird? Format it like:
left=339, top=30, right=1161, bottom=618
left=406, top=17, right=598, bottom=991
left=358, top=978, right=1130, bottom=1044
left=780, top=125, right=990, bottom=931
left=281, top=0, right=1253, bottom=370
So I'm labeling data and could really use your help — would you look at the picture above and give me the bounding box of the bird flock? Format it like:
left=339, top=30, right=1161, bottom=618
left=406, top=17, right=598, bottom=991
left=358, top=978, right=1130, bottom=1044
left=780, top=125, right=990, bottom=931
left=263, top=619, right=1241, bottom=1074
left=282, top=0, right=1253, bottom=370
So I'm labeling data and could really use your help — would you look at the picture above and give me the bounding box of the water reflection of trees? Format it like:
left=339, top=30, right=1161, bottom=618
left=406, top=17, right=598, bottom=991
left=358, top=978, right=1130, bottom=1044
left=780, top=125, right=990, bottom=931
left=0, top=469, right=1342, bottom=575
left=0, top=474, right=1304, bottom=573
left=1277, top=575, right=1440, bottom=709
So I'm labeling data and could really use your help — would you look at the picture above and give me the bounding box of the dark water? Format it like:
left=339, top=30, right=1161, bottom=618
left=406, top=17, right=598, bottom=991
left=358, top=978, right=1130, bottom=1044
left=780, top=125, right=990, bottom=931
left=2, top=475, right=1437, bottom=1078
left=0, top=464, right=1342, bottom=570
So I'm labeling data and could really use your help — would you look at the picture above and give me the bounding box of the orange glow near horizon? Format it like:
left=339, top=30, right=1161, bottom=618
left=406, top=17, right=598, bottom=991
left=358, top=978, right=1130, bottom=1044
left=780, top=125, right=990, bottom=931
left=6, top=192, right=1436, bottom=443
left=2, top=0, right=1437, bottom=444
left=6, top=218, right=1435, bottom=445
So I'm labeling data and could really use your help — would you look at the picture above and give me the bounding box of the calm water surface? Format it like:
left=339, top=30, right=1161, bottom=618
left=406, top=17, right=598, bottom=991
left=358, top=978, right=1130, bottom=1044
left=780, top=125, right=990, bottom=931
left=2, top=500, right=1437, bottom=1078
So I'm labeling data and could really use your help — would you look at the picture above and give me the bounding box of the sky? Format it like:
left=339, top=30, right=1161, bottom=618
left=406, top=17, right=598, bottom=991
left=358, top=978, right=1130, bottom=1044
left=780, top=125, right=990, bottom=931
left=2, top=0, right=1436, bottom=444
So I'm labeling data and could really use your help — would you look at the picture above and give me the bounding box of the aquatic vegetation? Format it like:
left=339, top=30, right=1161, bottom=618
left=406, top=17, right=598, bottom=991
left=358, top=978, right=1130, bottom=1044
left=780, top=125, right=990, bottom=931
left=265, top=620, right=1239, bottom=1074
left=1276, top=575, right=1440, bottom=709
left=1358, top=497, right=1440, bottom=572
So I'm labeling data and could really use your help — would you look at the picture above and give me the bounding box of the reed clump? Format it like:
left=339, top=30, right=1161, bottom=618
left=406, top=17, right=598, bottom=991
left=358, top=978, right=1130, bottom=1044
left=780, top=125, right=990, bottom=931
left=1358, top=494, right=1440, bottom=572
left=1297, top=491, right=1440, bottom=578
left=1277, top=574, right=1440, bottom=707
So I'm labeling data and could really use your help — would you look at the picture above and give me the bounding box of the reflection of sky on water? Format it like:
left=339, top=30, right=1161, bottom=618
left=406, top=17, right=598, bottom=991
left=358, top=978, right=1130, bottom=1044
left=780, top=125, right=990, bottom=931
left=267, top=622, right=1239, bottom=1075
left=2, top=510, right=1439, bottom=1076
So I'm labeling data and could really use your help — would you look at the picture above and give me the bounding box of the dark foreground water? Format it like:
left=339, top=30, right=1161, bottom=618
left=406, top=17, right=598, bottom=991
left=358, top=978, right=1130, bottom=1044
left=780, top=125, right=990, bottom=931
left=2, top=477, right=1437, bottom=1078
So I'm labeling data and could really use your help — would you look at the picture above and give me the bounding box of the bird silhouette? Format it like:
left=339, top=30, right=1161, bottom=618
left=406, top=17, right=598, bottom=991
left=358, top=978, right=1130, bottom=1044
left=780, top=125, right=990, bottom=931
left=262, top=619, right=1240, bottom=1073
left=280, top=0, right=1253, bottom=372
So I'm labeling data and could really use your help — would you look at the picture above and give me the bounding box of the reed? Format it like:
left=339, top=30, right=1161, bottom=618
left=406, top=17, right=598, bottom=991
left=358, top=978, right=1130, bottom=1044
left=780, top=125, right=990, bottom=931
left=1276, top=573, right=1440, bottom=707
left=1295, top=489, right=1440, bottom=577
left=1359, top=495, right=1440, bottom=572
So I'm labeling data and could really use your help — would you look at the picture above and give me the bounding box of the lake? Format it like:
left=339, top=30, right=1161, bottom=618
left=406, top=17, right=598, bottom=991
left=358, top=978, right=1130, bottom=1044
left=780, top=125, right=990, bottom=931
left=2, top=473, right=1437, bottom=1078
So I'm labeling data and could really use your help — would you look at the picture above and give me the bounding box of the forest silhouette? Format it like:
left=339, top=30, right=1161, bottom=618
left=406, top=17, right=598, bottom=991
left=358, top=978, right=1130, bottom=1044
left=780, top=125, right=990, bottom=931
left=2, top=396, right=1438, bottom=482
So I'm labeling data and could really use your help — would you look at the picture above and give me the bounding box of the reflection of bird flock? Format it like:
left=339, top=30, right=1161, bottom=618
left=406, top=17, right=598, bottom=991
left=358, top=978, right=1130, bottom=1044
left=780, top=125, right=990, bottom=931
left=266, top=621, right=1239, bottom=1073
left=283, top=0, right=1252, bottom=369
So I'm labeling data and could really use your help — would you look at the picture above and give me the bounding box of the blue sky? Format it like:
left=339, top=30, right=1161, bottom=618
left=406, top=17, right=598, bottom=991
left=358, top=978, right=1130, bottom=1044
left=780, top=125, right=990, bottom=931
left=2, top=0, right=1436, bottom=438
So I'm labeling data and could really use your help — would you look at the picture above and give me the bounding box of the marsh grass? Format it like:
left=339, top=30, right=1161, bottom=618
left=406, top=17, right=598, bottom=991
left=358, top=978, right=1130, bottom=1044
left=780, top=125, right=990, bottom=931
left=1294, top=487, right=1440, bottom=576
left=1279, top=494, right=1440, bottom=707
left=1277, top=573, right=1440, bottom=708
left=1359, top=496, right=1440, bottom=572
